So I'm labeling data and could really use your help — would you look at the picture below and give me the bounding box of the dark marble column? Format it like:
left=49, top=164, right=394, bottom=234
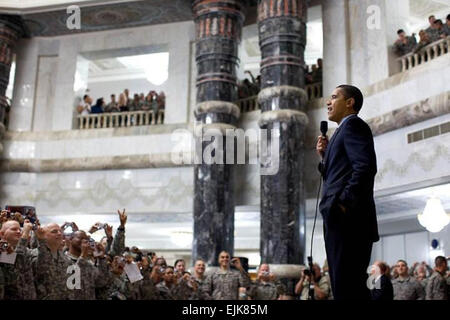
left=0, top=15, right=23, bottom=136
left=192, top=0, right=245, bottom=266
left=257, top=0, right=309, bottom=294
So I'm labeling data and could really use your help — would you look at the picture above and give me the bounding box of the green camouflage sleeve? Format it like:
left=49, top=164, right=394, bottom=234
left=139, top=278, right=160, bottom=300
left=201, top=274, right=213, bottom=300
left=94, top=257, right=110, bottom=288
left=275, top=280, right=287, bottom=296
left=35, top=239, right=53, bottom=277
left=425, top=276, right=435, bottom=300
left=238, top=269, right=251, bottom=289
left=105, top=236, right=113, bottom=255
left=318, top=277, right=330, bottom=297
left=109, top=228, right=125, bottom=256
left=15, top=238, right=31, bottom=272
left=173, top=279, right=193, bottom=300
left=246, top=281, right=258, bottom=299
left=416, top=281, right=425, bottom=300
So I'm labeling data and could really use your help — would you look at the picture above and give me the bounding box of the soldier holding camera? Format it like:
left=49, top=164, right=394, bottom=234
left=294, top=263, right=330, bottom=300
left=0, top=219, right=37, bottom=299
left=248, top=264, right=286, bottom=300
left=64, top=230, right=110, bottom=300
left=32, top=223, right=76, bottom=299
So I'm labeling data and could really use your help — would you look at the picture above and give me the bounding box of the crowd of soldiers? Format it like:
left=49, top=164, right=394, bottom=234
left=0, top=208, right=448, bottom=300
left=369, top=258, right=449, bottom=300
left=393, top=14, right=450, bottom=56
left=0, top=209, right=287, bottom=300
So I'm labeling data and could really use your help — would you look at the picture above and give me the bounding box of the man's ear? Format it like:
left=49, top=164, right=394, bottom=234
left=346, top=97, right=355, bottom=111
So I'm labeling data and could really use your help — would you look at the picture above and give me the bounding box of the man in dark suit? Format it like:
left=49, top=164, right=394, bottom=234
left=369, top=261, right=393, bottom=300
left=316, top=84, right=379, bottom=300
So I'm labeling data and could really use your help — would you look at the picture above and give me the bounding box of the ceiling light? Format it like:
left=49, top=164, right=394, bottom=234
left=417, top=197, right=450, bottom=233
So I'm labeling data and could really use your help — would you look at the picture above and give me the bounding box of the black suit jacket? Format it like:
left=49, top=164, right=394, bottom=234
left=370, top=275, right=394, bottom=300
left=319, top=115, right=379, bottom=242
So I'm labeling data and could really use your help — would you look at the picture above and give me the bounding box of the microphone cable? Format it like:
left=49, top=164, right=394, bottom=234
left=308, top=161, right=323, bottom=300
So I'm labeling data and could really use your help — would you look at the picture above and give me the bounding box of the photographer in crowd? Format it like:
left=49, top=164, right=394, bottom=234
left=295, top=263, right=330, bottom=300
left=0, top=219, right=37, bottom=299
left=248, top=264, right=286, bottom=300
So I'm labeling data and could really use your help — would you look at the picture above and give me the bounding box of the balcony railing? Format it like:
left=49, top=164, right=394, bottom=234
left=237, top=82, right=323, bottom=113
left=397, top=36, right=449, bottom=72
left=305, top=82, right=323, bottom=100
left=77, top=110, right=164, bottom=130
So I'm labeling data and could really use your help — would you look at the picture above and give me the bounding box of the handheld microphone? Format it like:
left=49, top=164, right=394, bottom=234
left=320, top=121, right=328, bottom=138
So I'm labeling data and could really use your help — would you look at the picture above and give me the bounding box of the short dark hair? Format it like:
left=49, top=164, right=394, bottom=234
left=83, top=94, right=89, bottom=100
left=447, top=14, right=450, bottom=21
left=434, top=19, right=443, bottom=25
left=396, top=259, right=407, bottom=266
left=174, top=259, right=185, bottom=267
left=336, top=84, right=364, bottom=112
left=397, top=29, right=405, bottom=34
left=435, top=256, right=447, bottom=266
left=428, top=15, right=435, bottom=20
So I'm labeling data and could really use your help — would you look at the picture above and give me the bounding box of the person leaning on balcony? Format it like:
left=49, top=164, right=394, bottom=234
left=157, top=91, right=165, bottom=111
left=433, top=19, right=447, bottom=40
left=444, top=14, right=450, bottom=36
left=118, top=93, right=129, bottom=112
left=90, top=98, right=105, bottom=114
left=141, top=92, right=152, bottom=111
left=413, top=30, right=431, bottom=54
left=425, top=15, right=437, bottom=38
left=130, top=94, right=142, bottom=111
left=105, top=94, right=120, bottom=113
left=393, top=29, right=417, bottom=56
left=77, top=94, right=92, bottom=115
left=311, top=58, right=323, bottom=83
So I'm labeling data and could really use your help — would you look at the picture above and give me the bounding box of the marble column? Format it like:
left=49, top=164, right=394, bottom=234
left=0, top=15, right=24, bottom=146
left=257, top=0, right=309, bottom=294
left=348, top=0, right=389, bottom=88
left=322, top=0, right=350, bottom=95
left=192, top=0, right=245, bottom=266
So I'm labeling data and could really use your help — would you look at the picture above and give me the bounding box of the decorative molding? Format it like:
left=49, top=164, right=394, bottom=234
left=0, top=153, right=193, bottom=172
left=4, top=122, right=188, bottom=141
left=0, top=173, right=193, bottom=210
left=21, top=0, right=194, bottom=37
left=376, top=143, right=449, bottom=184
left=368, top=91, right=450, bottom=136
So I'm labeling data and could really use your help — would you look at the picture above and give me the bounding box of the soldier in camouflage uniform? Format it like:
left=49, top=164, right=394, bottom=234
left=426, top=256, right=448, bottom=300
left=108, top=209, right=127, bottom=257
left=202, top=251, right=251, bottom=300
left=64, top=231, right=110, bottom=300
left=156, top=266, right=190, bottom=300
left=393, top=29, right=417, bottom=56
left=31, top=223, right=78, bottom=300
left=392, top=260, right=424, bottom=300
left=101, top=256, right=138, bottom=300
left=189, top=259, right=208, bottom=300
left=248, top=264, right=286, bottom=300
left=295, top=263, right=330, bottom=300
left=134, top=256, right=160, bottom=300
left=0, top=220, right=37, bottom=300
